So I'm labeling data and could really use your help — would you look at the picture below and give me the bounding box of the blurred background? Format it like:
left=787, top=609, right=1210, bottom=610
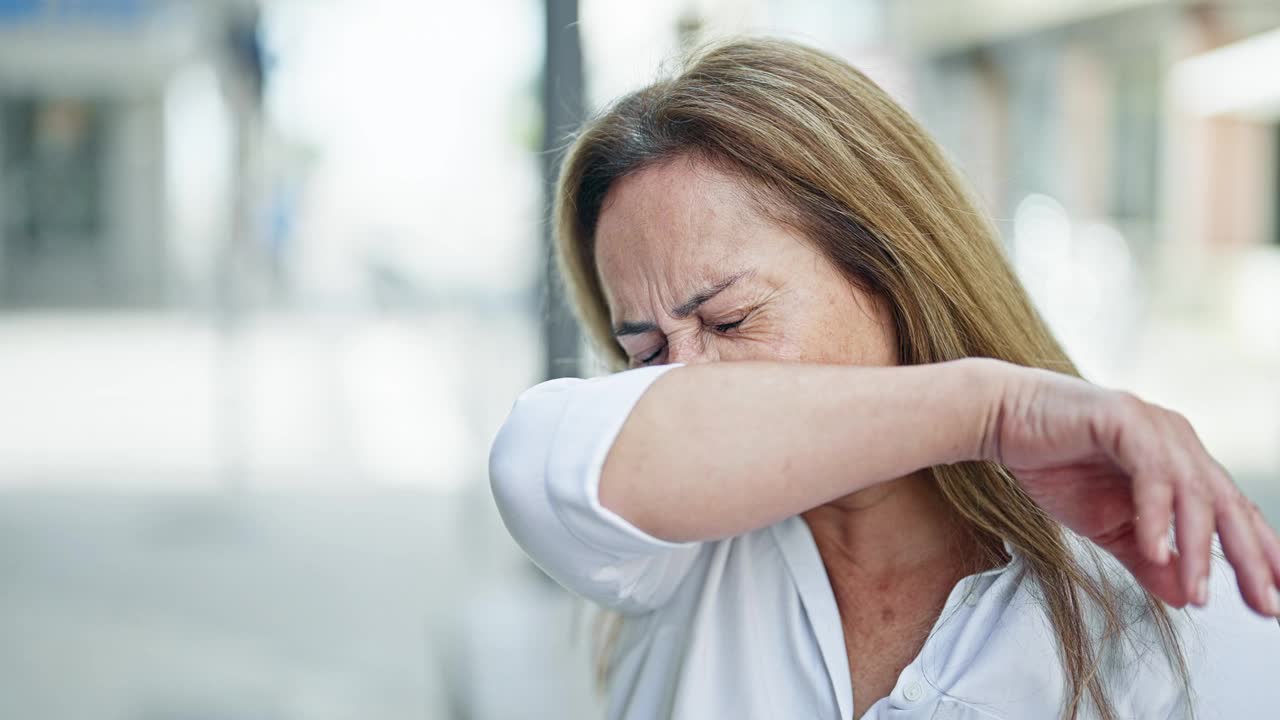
left=0, top=0, right=1277, bottom=718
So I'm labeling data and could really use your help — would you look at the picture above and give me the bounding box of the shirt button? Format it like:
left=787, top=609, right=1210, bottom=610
left=903, top=681, right=923, bottom=702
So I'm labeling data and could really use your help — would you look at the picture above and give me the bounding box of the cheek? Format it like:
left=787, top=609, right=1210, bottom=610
left=706, top=308, right=809, bottom=363
left=793, top=288, right=898, bottom=367
left=714, top=332, right=805, bottom=363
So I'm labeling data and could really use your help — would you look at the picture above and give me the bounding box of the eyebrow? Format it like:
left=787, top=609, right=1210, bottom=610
left=612, top=269, right=754, bottom=337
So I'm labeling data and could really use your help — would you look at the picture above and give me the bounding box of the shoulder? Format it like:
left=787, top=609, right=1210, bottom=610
left=948, top=539, right=1185, bottom=716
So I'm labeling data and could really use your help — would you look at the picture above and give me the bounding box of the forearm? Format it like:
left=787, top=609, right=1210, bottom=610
left=600, top=357, right=1005, bottom=542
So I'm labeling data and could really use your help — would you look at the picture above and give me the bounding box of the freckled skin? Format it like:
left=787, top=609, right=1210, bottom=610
left=595, top=156, right=894, bottom=369
left=595, top=156, right=989, bottom=716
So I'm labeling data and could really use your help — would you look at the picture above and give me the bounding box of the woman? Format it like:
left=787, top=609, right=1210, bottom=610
left=489, top=38, right=1280, bottom=719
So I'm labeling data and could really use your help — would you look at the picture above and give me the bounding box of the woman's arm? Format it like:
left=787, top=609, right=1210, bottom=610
left=600, top=358, right=995, bottom=543
left=601, top=357, right=1280, bottom=618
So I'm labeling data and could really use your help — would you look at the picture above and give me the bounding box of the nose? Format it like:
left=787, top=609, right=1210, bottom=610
left=666, top=335, right=716, bottom=365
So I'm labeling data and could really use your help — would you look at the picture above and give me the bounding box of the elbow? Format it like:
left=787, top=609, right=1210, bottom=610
left=487, top=382, right=571, bottom=541
left=487, top=425, right=519, bottom=517
left=487, top=397, right=544, bottom=533
left=490, top=369, right=694, bottom=549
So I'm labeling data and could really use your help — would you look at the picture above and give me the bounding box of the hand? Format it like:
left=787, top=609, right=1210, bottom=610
left=982, top=362, right=1280, bottom=617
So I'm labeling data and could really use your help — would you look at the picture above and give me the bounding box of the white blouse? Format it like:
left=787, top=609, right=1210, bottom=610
left=488, top=364, right=1280, bottom=719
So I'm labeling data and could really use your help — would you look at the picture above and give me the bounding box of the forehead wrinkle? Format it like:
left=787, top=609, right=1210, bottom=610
left=610, top=265, right=756, bottom=333
left=595, top=156, right=773, bottom=327
left=670, top=268, right=756, bottom=318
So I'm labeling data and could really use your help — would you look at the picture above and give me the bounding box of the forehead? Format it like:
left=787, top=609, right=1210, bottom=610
left=593, top=157, right=766, bottom=292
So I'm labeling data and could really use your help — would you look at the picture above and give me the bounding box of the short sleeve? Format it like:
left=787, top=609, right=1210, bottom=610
left=488, top=363, right=703, bottom=614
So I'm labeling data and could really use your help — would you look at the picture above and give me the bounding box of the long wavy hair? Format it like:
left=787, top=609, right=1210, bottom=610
left=552, top=37, right=1189, bottom=720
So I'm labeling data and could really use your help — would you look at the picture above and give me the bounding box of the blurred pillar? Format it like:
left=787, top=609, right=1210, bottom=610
left=541, top=0, right=583, bottom=380
left=1274, top=124, right=1280, bottom=247
left=214, top=6, right=267, bottom=491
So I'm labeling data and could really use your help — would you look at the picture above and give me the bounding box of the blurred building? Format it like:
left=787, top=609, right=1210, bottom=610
left=0, top=2, right=558, bottom=719
left=905, top=0, right=1280, bottom=289
left=0, top=0, right=267, bottom=308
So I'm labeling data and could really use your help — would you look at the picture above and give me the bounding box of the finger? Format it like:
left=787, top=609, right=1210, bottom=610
left=1132, top=471, right=1173, bottom=567
left=1247, top=501, right=1280, bottom=593
left=1114, top=542, right=1187, bottom=607
left=1111, top=401, right=1174, bottom=568
left=1153, top=409, right=1213, bottom=605
left=1175, top=488, right=1214, bottom=607
left=1216, top=493, right=1280, bottom=617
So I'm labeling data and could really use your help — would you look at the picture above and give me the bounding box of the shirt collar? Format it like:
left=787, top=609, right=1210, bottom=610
left=770, top=516, right=854, bottom=720
left=770, top=516, right=1022, bottom=720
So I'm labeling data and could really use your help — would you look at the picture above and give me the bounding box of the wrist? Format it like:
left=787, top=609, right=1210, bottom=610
left=946, top=357, right=1014, bottom=465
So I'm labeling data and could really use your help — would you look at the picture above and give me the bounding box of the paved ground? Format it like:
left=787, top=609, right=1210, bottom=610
left=0, top=488, right=602, bottom=720
left=1, top=484, right=1276, bottom=720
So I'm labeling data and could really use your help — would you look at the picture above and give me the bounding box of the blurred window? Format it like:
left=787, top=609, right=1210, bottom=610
left=0, top=0, right=40, bottom=21
left=1108, top=54, right=1159, bottom=222
left=0, top=0, right=149, bottom=24
left=1274, top=122, right=1280, bottom=247
left=1, top=97, right=106, bottom=257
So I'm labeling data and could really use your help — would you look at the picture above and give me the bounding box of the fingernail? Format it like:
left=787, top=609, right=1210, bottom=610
left=1156, top=542, right=1170, bottom=565
left=1195, top=577, right=1208, bottom=606
left=1270, top=587, right=1280, bottom=616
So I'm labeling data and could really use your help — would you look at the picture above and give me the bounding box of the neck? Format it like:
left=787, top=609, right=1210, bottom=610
left=801, top=472, right=979, bottom=578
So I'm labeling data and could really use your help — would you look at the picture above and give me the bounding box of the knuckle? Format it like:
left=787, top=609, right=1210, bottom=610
left=1151, top=448, right=1187, bottom=484
left=1212, top=457, right=1234, bottom=480
left=1112, top=390, right=1146, bottom=417
left=1144, top=476, right=1177, bottom=505
left=1159, top=466, right=1185, bottom=487
left=1180, top=475, right=1213, bottom=502
left=1169, top=411, right=1197, bottom=437
left=1215, top=486, right=1249, bottom=514
left=1204, top=463, right=1236, bottom=497
left=1100, top=391, right=1137, bottom=427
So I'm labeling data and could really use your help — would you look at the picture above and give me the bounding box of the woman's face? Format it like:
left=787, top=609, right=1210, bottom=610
left=594, top=155, right=898, bottom=369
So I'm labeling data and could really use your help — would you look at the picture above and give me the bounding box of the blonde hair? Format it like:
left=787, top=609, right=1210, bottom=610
left=553, top=37, right=1188, bottom=719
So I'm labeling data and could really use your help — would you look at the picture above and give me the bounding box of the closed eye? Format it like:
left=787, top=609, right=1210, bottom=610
left=638, top=344, right=666, bottom=365
left=710, top=318, right=745, bottom=334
